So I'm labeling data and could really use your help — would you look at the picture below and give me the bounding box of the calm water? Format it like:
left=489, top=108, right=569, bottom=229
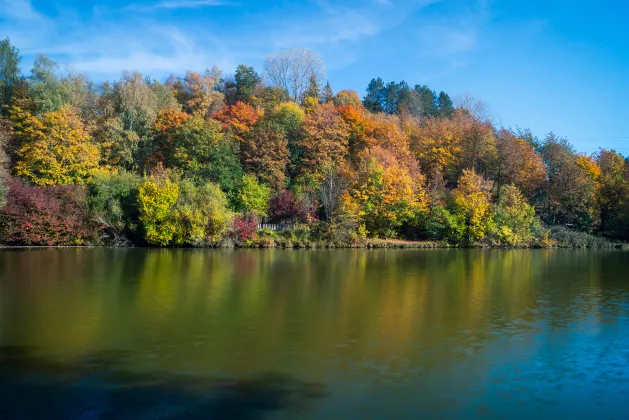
left=0, top=249, right=628, bottom=419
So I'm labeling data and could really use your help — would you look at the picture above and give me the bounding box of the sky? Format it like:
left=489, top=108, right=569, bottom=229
left=1, top=0, right=629, bottom=154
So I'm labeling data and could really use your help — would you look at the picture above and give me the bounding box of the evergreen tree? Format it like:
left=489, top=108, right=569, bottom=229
left=303, top=73, right=320, bottom=102
left=321, top=81, right=334, bottom=103
left=437, top=91, right=454, bottom=117
left=363, top=77, right=385, bottom=113
left=414, top=85, right=438, bottom=117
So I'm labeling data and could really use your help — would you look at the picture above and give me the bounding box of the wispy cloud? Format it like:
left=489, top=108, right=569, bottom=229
left=0, top=0, right=46, bottom=22
left=125, top=0, right=233, bottom=12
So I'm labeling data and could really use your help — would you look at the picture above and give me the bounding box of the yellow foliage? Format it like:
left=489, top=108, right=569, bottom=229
left=138, top=177, right=180, bottom=246
left=453, top=169, right=492, bottom=242
left=12, top=105, right=100, bottom=186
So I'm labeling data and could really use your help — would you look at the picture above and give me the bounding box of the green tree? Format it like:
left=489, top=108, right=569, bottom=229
left=414, top=85, right=438, bottom=117
left=234, top=64, right=261, bottom=103
left=596, top=149, right=629, bottom=235
left=29, top=54, right=71, bottom=114
left=0, top=38, right=21, bottom=115
left=237, top=174, right=271, bottom=216
left=491, top=185, right=536, bottom=246
left=363, top=78, right=385, bottom=113
left=321, top=81, right=334, bottom=103
left=539, top=133, right=599, bottom=230
left=174, top=180, right=232, bottom=245
left=303, top=73, right=320, bottom=102
left=88, top=171, right=143, bottom=244
left=437, top=91, right=454, bottom=117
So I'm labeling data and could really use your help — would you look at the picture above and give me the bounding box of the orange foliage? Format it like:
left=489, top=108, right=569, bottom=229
left=496, top=129, right=546, bottom=196
left=213, top=101, right=261, bottom=143
left=297, top=103, right=349, bottom=177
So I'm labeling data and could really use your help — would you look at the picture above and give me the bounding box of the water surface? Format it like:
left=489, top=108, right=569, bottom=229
left=0, top=249, right=628, bottom=419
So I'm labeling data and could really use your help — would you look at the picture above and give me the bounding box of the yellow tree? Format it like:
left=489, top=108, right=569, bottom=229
left=346, top=147, right=427, bottom=237
left=453, top=169, right=492, bottom=243
left=137, top=175, right=180, bottom=246
left=11, top=105, right=100, bottom=186
left=297, top=102, right=349, bottom=177
left=408, top=115, right=463, bottom=179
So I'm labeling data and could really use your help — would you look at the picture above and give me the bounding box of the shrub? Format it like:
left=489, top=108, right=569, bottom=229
left=548, top=226, right=613, bottom=248
left=420, top=205, right=465, bottom=245
left=490, top=185, right=536, bottom=246
left=173, top=180, right=232, bottom=246
left=88, top=171, right=143, bottom=245
left=269, top=189, right=315, bottom=223
left=1, top=178, right=98, bottom=245
left=137, top=176, right=180, bottom=246
left=231, top=216, right=258, bottom=243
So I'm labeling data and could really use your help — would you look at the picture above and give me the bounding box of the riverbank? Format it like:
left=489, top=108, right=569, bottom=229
left=2, top=239, right=627, bottom=250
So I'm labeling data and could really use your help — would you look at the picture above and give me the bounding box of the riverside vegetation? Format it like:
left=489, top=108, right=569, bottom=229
left=0, top=40, right=628, bottom=248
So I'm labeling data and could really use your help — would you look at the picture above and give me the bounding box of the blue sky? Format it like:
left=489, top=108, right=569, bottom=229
left=1, top=0, right=629, bottom=154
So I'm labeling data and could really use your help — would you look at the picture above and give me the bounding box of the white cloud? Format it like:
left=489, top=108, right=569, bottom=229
left=0, top=0, right=45, bottom=21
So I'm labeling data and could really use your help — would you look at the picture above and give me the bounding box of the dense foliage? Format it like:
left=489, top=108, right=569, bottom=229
left=1, top=40, right=628, bottom=247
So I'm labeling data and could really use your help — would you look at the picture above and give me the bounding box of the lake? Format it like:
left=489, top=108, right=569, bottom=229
left=0, top=249, right=628, bottom=419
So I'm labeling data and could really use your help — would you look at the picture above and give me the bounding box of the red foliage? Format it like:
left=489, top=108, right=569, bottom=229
left=1, top=178, right=98, bottom=245
left=232, top=216, right=258, bottom=242
left=269, top=190, right=316, bottom=223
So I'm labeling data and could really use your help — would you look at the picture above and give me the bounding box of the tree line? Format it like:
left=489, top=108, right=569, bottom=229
left=1, top=39, right=628, bottom=247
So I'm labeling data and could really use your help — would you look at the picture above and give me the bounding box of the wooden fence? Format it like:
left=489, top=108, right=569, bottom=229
left=257, top=223, right=294, bottom=232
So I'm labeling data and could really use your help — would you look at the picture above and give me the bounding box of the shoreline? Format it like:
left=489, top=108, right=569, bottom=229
left=2, top=240, right=627, bottom=250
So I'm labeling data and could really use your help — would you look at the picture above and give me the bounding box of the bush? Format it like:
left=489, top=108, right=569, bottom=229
left=489, top=185, right=536, bottom=247
left=88, top=171, right=143, bottom=245
left=420, top=205, right=465, bottom=245
left=137, top=176, right=180, bottom=246
left=1, top=178, right=98, bottom=245
left=173, top=180, right=232, bottom=246
left=548, top=226, right=613, bottom=248
left=269, top=189, right=315, bottom=223
left=231, top=216, right=258, bottom=243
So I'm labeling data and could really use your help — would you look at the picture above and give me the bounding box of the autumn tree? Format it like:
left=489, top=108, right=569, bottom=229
left=346, top=148, right=427, bottom=237
left=333, top=90, right=362, bottom=108
left=452, top=169, right=492, bottom=244
left=495, top=128, right=546, bottom=198
left=173, top=180, right=232, bottom=245
left=491, top=184, right=537, bottom=246
left=319, top=163, right=352, bottom=221
left=241, top=117, right=289, bottom=189
left=596, top=149, right=629, bottom=235
left=409, top=114, right=463, bottom=181
left=167, top=68, right=224, bottom=117
left=11, top=105, right=100, bottom=185
left=296, top=103, right=349, bottom=177
left=268, top=102, right=305, bottom=169
left=539, top=134, right=600, bottom=230
left=213, top=100, right=260, bottom=144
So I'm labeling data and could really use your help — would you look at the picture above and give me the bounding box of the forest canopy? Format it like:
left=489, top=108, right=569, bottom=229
left=1, top=39, right=628, bottom=247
